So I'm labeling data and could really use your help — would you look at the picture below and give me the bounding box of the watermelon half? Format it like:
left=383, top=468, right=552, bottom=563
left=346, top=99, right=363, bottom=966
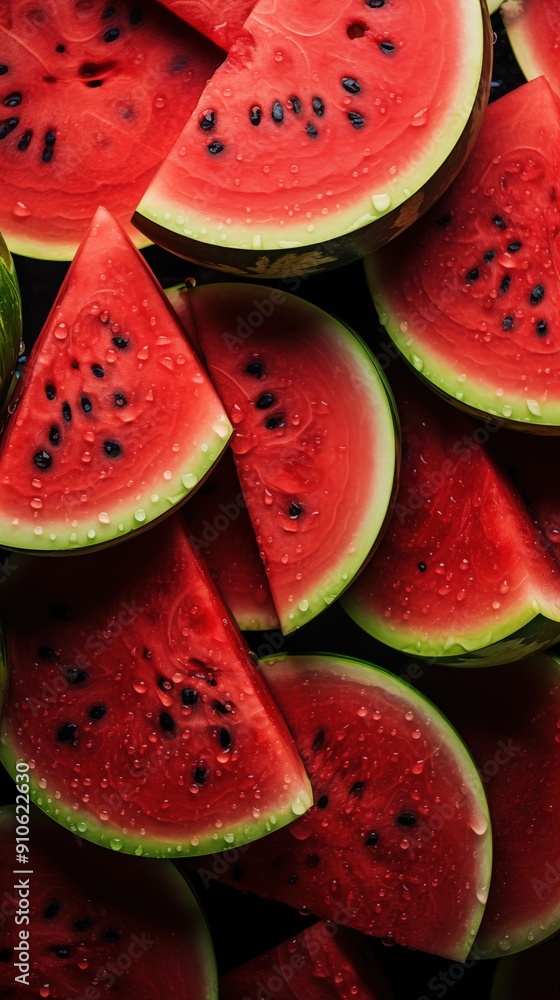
left=134, top=0, right=491, bottom=277
left=342, top=368, right=560, bottom=665
left=0, top=229, right=22, bottom=406
left=0, top=515, right=312, bottom=856
left=208, top=653, right=491, bottom=962
left=173, top=281, right=398, bottom=633
left=0, top=805, right=217, bottom=998
left=0, top=206, right=231, bottom=552
left=502, top=0, right=560, bottom=98
left=0, top=0, right=222, bottom=259
left=367, top=77, right=560, bottom=432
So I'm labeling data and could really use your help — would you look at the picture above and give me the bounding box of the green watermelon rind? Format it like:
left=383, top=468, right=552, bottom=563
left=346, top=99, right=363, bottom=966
left=259, top=652, right=493, bottom=963
left=366, top=256, right=560, bottom=433
left=0, top=231, right=22, bottom=407
left=487, top=0, right=502, bottom=13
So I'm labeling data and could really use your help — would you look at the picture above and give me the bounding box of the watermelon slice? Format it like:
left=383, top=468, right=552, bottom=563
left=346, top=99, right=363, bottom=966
left=0, top=805, right=217, bottom=998
left=0, top=229, right=21, bottom=406
left=0, top=0, right=222, bottom=259
left=156, top=0, right=253, bottom=50
left=491, top=935, right=560, bottom=999
left=220, top=921, right=395, bottom=999
left=177, top=281, right=398, bottom=633
left=134, top=0, right=491, bottom=277
left=0, top=207, right=231, bottom=552
left=342, top=368, right=560, bottom=665
left=0, top=516, right=312, bottom=856
left=210, top=653, right=491, bottom=962
left=502, top=0, right=560, bottom=97
left=417, top=653, right=560, bottom=957
left=367, top=77, right=560, bottom=431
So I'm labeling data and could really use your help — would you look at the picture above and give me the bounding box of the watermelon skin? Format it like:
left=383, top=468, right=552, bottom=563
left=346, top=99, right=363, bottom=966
left=134, top=0, right=491, bottom=277
left=491, top=935, right=560, bottom=999
left=213, top=654, right=492, bottom=962
left=184, top=282, right=398, bottom=634
left=156, top=0, right=253, bottom=50
left=0, top=207, right=232, bottom=553
left=0, top=0, right=222, bottom=260
left=502, top=0, right=560, bottom=98
left=367, top=77, right=560, bottom=432
left=0, top=805, right=217, bottom=998
left=0, top=516, right=312, bottom=856
left=0, top=230, right=22, bottom=407
left=220, top=921, right=395, bottom=999
left=342, top=368, right=560, bottom=665
left=417, top=654, right=560, bottom=958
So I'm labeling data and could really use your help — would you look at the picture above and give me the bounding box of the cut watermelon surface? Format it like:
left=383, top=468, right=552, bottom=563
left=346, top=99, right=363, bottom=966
left=503, top=0, right=560, bottom=97
left=0, top=516, right=312, bottom=856
left=0, top=207, right=231, bottom=552
left=213, top=654, right=491, bottom=962
left=134, top=0, right=490, bottom=276
left=342, top=369, right=560, bottom=665
left=0, top=805, right=217, bottom=998
left=156, top=0, right=253, bottom=49
left=179, top=281, right=398, bottom=633
left=367, top=78, right=560, bottom=431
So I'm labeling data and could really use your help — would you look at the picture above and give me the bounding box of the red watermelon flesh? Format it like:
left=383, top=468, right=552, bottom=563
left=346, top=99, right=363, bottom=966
left=0, top=206, right=231, bottom=553
left=503, top=0, right=560, bottom=99
left=0, top=805, right=217, bottom=998
left=212, top=654, right=491, bottom=962
left=367, top=77, right=560, bottom=430
left=184, top=448, right=279, bottom=631
left=491, top=933, right=560, bottom=1000
left=0, top=0, right=223, bottom=259
left=220, top=921, right=394, bottom=1000
left=0, top=515, right=312, bottom=856
left=418, top=653, right=560, bottom=957
left=183, top=282, right=398, bottom=633
left=342, top=367, right=560, bottom=665
left=156, top=0, right=253, bottom=50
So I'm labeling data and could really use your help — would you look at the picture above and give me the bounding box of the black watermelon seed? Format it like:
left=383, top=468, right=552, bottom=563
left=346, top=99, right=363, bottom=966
left=272, top=101, right=284, bottom=123
left=0, top=948, right=11, bottom=961
left=61, top=401, right=71, bottom=422
left=102, top=5, right=115, bottom=16
left=0, top=66, right=8, bottom=75
left=306, top=122, right=318, bottom=138
left=86, top=80, right=103, bottom=88
left=57, top=722, right=78, bottom=743
left=81, top=396, right=92, bottom=413
left=347, top=111, right=364, bottom=128
left=350, top=781, right=365, bottom=795
left=38, top=645, right=56, bottom=660
left=265, top=414, right=284, bottom=429
left=317, top=795, right=329, bottom=810
left=4, top=93, right=22, bottom=107
left=397, top=811, right=417, bottom=827
left=71, top=361, right=79, bottom=369
left=256, top=392, right=275, bottom=409
left=483, top=249, right=496, bottom=263
left=365, top=831, right=379, bottom=846
left=206, top=676, right=218, bottom=686
left=74, top=916, right=92, bottom=930
left=232, top=867, right=244, bottom=881
left=157, top=676, right=172, bottom=691
left=219, top=728, right=232, bottom=750
left=289, top=96, right=302, bottom=114
left=143, top=648, right=152, bottom=659
left=436, top=214, right=451, bottom=228
left=379, top=41, right=395, bottom=54
left=91, top=364, right=104, bottom=378
left=342, top=77, right=361, bottom=94
left=312, top=729, right=325, bottom=751
left=55, top=44, right=65, bottom=53
left=49, top=946, right=70, bottom=958
left=88, top=704, right=106, bottom=720
left=288, top=874, right=298, bottom=884
left=112, top=336, right=128, bottom=349
left=305, top=854, right=320, bottom=868
left=45, top=383, right=56, bottom=400
left=417, top=561, right=427, bottom=572
left=466, top=268, right=479, bottom=283
left=508, top=241, right=522, bottom=253
left=199, top=111, right=216, bottom=131
left=114, top=392, right=127, bottom=407
left=49, top=425, right=60, bottom=446
left=159, top=711, right=175, bottom=733
left=43, top=901, right=61, bottom=919
left=213, top=700, right=230, bottom=715
left=288, top=501, right=304, bottom=519
left=102, top=928, right=121, bottom=942
left=193, top=766, right=207, bottom=785
left=499, top=275, right=511, bottom=294
left=366, top=0, right=386, bottom=5
left=312, top=96, right=325, bottom=116
left=103, top=440, right=121, bottom=458
left=130, top=7, right=142, bottom=23
left=17, top=129, right=32, bottom=151
left=250, top=106, right=261, bottom=126
left=42, top=146, right=54, bottom=163
left=45, top=130, right=56, bottom=146
left=103, top=27, right=120, bottom=42
left=530, top=285, right=545, bottom=305
left=207, top=141, right=224, bottom=155
left=0, top=117, right=19, bottom=139
left=34, top=450, right=52, bottom=470
left=502, top=316, right=514, bottom=331
left=536, top=320, right=548, bottom=337
left=181, top=688, right=199, bottom=706
left=493, top=215, right=507, bottom=229
left=66, top=666, right=87, bottom=684
left=245, top=361, right=264, bottom=377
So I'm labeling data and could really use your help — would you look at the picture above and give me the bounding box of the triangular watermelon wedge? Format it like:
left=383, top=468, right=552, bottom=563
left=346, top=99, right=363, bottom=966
left=0, top=206, right=231, bottom=552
